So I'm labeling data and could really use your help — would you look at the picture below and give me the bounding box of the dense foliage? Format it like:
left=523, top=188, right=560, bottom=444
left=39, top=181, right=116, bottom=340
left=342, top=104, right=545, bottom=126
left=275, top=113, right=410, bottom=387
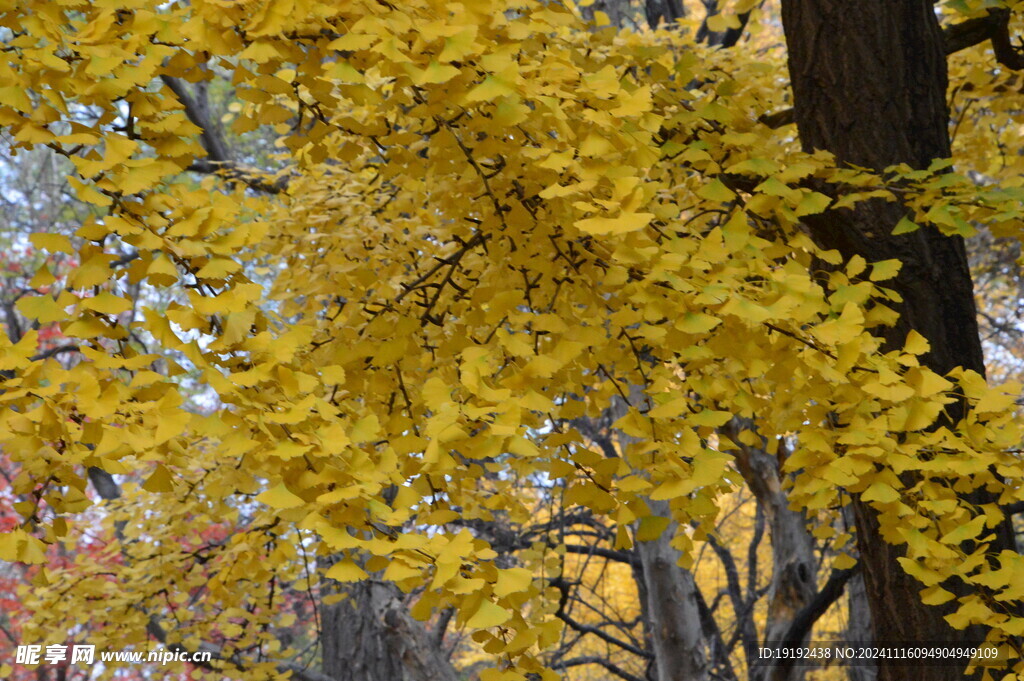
left=2, top=1, right=1024, bottom=679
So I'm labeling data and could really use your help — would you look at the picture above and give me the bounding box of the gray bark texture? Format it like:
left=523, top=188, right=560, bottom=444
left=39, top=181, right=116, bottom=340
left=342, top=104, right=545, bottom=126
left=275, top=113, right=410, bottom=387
left=723, top=422, right=816, bottom=681
left=637, top=500, right=710, bottom=681
left=580, top=0, right=629, bottom=28
left=320, top=580, right=459, bottom=681
left=842, top=505, right=878, bottom=681
left=846, top=571, right=879, bottom=681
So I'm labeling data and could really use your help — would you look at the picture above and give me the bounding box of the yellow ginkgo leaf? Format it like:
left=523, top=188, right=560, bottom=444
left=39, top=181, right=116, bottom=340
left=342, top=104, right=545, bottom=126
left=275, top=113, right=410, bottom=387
left=256, top=483, right=306, bottom=509
left=465, top=600, right=511, bottom=630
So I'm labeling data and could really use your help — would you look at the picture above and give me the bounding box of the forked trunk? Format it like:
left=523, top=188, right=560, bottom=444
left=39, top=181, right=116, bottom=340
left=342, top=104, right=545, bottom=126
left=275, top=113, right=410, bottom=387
left=321, top=579, right=459, bottom=681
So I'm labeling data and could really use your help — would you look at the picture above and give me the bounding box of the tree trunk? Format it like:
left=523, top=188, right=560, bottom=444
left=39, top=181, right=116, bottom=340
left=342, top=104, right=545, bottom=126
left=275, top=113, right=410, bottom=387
left=780, top=0, right=975, bottom=374
left=321, top=580, right=459, bottom=681
left=779, top=3, right=1017, bottom=680
left=840, top=506, right=878, bottom=681
left=576, top=392, right=716, bottom=681
left=580, top=0, right=628, bottom=28
left=846, top=571, right=878, bottom=681
left=636, top=501, right=711, bottom=681
left=723, top=422, right=816, bottom=681
left=645, top=0, right=685, bottom=30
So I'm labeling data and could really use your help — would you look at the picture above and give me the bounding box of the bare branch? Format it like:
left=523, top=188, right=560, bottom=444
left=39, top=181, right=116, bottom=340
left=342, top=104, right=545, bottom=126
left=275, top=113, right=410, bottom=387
left=556, top=610, right=653, bottom=659
left=563, top=543, right=638, bottom=566
left=944, top=8, right=1024, bottom=69
left=693, top=587, right=738, bottom=681
left=551, top=578, right=652, bottom=660
left=160, top=75, right=231, bottom=166
left=776, top=565, right=858, bottom=649
left=703, top=529, right=757, bottom=669
left=758, top=108, right=796, bottom=130
left=160, top=75, right=288, bottom=194
left=551, top=656, right=646, bottom=681
left=31, top=345, right=80, bottom=362
left=430, top=607, right=455, bottom=650
left=187, top=159, right=289, bottom=194
left=1003, top=500, right=1024, bottom=516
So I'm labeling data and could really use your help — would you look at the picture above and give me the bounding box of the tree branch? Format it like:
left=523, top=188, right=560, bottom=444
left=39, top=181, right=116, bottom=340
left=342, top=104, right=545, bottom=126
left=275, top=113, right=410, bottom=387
left=555, top=610, right=653, bottom=659
left=1003, top=500, right=1024, bottom=516
left=693, top=587, right=738, bottom=681
left=550, top=577, right=652, bottom=660
left=161, top=75, right=288, bottom=194
left=776, top=565, right=858, bottom=649
left=696, top=0, right=757, bottom=48
left=551, top=656, right=646, bottom=681
left=944, top=8, right=1023, bottom=69
left=31, top=345, right=80, bottom=362
left=988, top=11, right=1024, bottom=70
left=563, top=543, right=638, bottom=566
left=430, top=607, right=455, bottom=650
left=160, top=75, right=231, bottom=166
left=759, top=566, right=858, bottom=681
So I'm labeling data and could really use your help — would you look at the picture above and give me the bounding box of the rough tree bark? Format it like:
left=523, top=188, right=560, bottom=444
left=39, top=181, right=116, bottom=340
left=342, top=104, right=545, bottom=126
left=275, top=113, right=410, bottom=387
left=779, top=3, right=1018, bottom=680
left=722, top=422, right=816, bottom=681
left=320, top=579, right=459, bottom=681
left=637, top=500, right=711, bottom=681
left=846, top=573, right=879, bottom=681
left=842, top=506, right=878, bottom=681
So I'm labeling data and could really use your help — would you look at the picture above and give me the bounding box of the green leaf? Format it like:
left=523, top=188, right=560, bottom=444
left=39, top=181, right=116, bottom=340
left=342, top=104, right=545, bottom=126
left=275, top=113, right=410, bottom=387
left=892, top=216, right=919, bottom=235
left=697, top=178, right=736, bottom=203
left=795, top=191, right=832, bottom=217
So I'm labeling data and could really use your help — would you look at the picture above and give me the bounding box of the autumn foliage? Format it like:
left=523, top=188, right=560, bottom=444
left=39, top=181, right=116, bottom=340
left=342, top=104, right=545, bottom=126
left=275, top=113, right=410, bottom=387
left=2, top=0, right=1024, bottom=680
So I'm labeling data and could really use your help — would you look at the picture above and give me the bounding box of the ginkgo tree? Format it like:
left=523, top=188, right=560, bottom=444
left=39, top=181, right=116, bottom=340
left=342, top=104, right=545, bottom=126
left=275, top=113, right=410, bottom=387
left=3, top=1, right=1024, bottom=680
